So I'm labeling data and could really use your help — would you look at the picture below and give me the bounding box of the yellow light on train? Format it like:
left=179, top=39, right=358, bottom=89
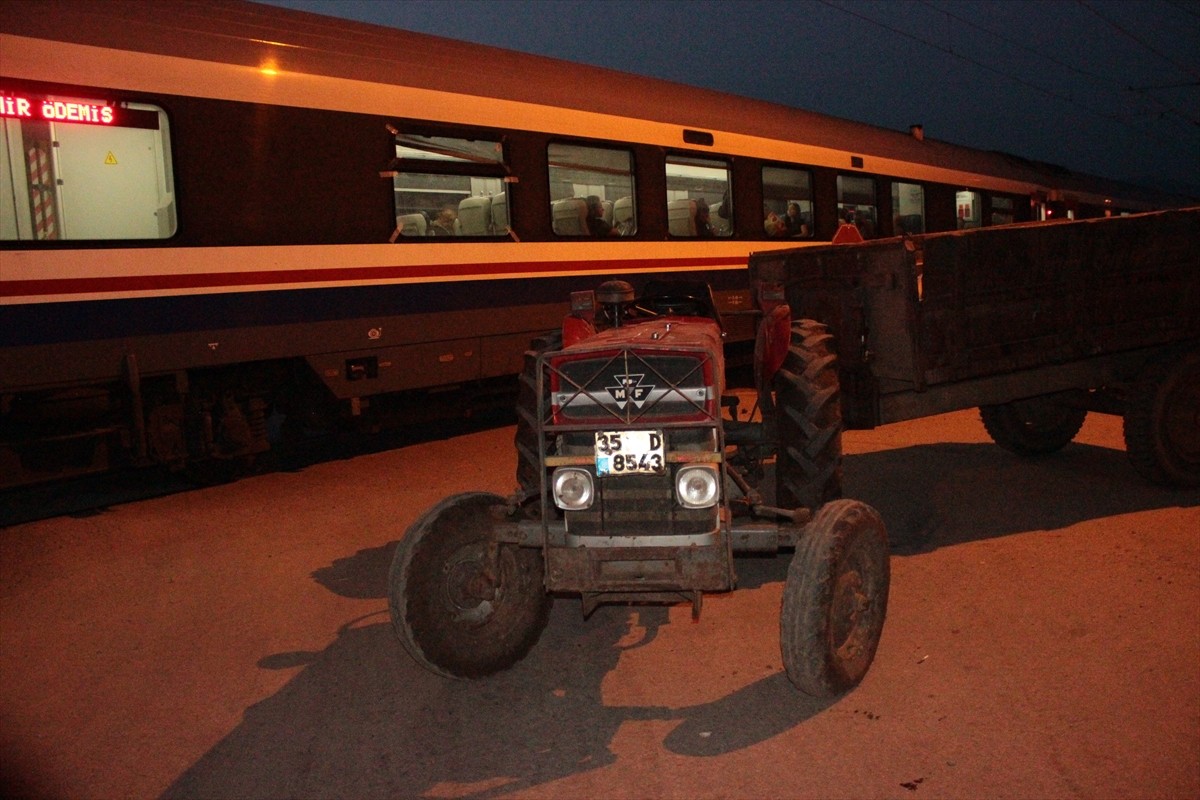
left=249, top=37, right=299, bottom=76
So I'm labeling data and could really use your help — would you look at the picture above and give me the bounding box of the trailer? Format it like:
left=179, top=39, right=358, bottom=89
left=748, top=207, right=1200, bottom=490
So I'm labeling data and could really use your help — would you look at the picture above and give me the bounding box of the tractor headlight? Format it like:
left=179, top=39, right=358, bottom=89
left=676, top=465, right=719, bottom=509
left=552, top=467, right=594, bottom=510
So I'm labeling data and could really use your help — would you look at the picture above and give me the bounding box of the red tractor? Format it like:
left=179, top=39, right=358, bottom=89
left=388, top=279, right=890, bottom=698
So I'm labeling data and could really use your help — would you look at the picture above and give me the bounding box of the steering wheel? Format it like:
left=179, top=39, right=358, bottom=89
left=640, top=294, right=712, bottom=318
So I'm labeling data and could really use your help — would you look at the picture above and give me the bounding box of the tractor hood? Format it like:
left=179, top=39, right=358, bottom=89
left=563, top=317, right=724, bottom=354
left=549, top=318, right=725, bottom=424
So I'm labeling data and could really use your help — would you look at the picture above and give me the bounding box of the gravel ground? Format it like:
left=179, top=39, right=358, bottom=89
left=1, top=408, right=1197, bottom=799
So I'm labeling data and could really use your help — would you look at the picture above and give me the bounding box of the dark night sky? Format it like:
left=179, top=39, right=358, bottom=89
left=255, top=0, right=1200, bottom=198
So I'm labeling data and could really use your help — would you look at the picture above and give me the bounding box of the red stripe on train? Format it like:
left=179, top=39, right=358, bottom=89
left=1, top=256, right=748, bottom=298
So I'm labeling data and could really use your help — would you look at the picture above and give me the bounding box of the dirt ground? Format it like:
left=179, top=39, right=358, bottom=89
left=1, top=408, right=1197, bottom=799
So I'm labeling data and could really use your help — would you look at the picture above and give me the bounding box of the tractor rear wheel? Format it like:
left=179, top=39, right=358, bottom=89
left=780, top=499, right=890, bottom=698
left=774, top=319, right=843, bottom=511
left=388, top=492, right=551, bottom=678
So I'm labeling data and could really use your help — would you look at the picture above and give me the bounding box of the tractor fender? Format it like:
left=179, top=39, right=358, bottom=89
left=755, top=302, right=792, bottom=390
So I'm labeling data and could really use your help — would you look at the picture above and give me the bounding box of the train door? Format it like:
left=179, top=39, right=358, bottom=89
left=53, top=116, right=165, bottom=239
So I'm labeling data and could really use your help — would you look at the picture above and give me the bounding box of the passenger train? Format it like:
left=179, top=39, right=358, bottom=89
left=0, top=0, right=1191, bottom=487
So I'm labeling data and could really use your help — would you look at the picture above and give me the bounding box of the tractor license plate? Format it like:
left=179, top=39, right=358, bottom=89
left=594, top=430, right=665, bottom=476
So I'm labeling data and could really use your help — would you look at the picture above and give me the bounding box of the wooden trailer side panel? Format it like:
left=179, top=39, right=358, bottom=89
left=749, top=207, right=1200, bottom=428
left=916, top=208, right=1200, bottom=385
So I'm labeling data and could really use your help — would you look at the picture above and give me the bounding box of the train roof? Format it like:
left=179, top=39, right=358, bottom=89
left=1, top=0, right=1189, bottom=208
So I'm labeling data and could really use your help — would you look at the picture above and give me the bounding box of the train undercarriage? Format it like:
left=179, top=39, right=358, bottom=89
left=0, top=358, right=521, bottom=489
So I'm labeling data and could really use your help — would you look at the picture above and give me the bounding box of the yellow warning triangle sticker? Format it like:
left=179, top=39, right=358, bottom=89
left=104, top=151, right=118, bottom=165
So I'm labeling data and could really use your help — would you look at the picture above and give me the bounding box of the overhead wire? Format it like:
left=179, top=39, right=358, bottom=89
left=1078, top=0, right=1200, bottom=80
left=1163, top=0, right=1200, bottom=23
left=918, top=0, right=1110, bottom=83
left=916, top=0, right=1190, bottom=128
left=817, top=0, right=1199, bottom=144
left=816, top=0, right=1107, bottom=114
left=919, top=0, right=1197, bottom=127
left=1075, top=0, right=1200, bottom=127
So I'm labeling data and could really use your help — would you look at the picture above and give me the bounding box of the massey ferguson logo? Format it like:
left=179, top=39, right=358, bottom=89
left=606, top=373, right=654, bottom=409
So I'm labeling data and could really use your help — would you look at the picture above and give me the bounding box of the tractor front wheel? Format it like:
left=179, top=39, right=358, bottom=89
left=388, top=492, right=551, bottom=678
left=780, top=499, right=890, bottom=698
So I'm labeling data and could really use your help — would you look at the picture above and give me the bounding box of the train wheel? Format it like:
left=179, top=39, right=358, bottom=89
left=388, top=492, right=551, bottom=678
left=781, top=499, right=889, bottom=698
left=774, top=319, right=843, bottom=511
left=1124, top=350, right=1200, bottom=486
left=515, top=332, right=562, bottom=495
left=980, top=394, right=1087, bottom=456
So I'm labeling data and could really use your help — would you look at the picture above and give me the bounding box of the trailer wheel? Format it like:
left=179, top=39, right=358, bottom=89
left=388, top=492, right=551, bottom=678
left=774, top=319, right=843, bottom=511
left=780, top=499, right=889, bottom=698
left=1124, top=351, right=1200, bottom=486
left=979, top=395, right=1087, bottom=456
left=515, top=332, right=563, bottom=494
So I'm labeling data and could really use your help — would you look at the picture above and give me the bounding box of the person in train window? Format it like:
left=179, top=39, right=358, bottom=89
left=586, top=195, right=616, bottom=236
left=856, top=210, right=876, bottom=239
left=832, top=209, right=862, bottom=243
left=716, top=188, right=732, bottom=222
left=764, top=204, right=788, bottom=237
left=785, top=202, right=809, bottom=237
left=429, top=204, right=458, bottom=236
left=695, top=197, right=715, bottom=237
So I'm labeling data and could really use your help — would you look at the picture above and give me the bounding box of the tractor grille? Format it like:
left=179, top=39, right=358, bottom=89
left=566, top=471, right=717, bottom=537
left=551, top=349, right=716, bottom=424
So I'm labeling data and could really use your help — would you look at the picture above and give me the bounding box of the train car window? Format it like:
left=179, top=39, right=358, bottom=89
left=665, top=154, right=732, bottom=237
left=391, top=133, right=509, bottom=238
left=762, top=165, right=813, bottom=239
left=547, top=142, right=636, bottom=236
left=1, top=92, right=175, bottom=241
left=891, top=181, right=926, bottom=234
left=956, top=190, right=983, bottom=229
left=836, top=174, right=877, bottom=238
left=990, top=195, right=1015, bottom=226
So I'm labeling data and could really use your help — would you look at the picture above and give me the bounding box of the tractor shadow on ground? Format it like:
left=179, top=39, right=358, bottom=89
left=163, top=540, right=835, bottom=799
left=161, top=439, right=1197, bottom=799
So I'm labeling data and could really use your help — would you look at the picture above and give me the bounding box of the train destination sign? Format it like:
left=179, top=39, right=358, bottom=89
left=1, top=93, right=116, bottom=125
